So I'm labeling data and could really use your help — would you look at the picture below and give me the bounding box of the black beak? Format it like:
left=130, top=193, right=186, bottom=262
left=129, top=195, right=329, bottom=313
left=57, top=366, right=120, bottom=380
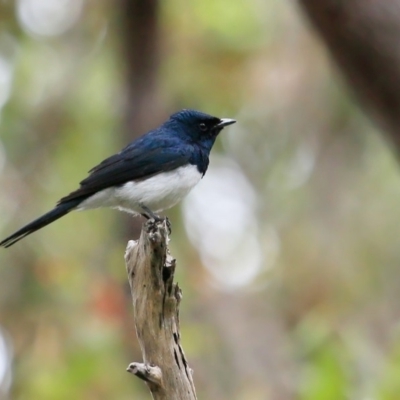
left=217, top=118, right=236, bottom=128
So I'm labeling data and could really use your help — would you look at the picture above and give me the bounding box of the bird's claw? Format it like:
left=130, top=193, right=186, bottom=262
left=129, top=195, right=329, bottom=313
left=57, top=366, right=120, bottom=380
left=140, top=204, right=171, bottom=235
left=152, top=215, right=172, bottom=236
left=165, top=217, right=172, bottom=235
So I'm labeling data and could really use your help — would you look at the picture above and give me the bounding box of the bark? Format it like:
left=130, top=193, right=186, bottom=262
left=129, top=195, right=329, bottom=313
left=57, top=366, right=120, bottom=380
left=124, top=219, right=197, bottom=400
left=298, top=0, right=400, bottom=151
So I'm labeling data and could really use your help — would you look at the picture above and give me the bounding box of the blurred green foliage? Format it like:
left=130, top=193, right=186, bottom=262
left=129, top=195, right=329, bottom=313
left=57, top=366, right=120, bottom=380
left=1, top=1, right=400, bottom=399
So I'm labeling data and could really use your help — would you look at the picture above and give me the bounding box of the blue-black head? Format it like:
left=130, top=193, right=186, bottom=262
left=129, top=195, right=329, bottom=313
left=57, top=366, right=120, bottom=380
left=167, top=109, right=236, bottom=150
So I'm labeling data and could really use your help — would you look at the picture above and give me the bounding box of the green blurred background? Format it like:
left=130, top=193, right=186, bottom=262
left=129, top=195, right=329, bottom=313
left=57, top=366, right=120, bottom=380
left=1, top=1, right=400, bottom=399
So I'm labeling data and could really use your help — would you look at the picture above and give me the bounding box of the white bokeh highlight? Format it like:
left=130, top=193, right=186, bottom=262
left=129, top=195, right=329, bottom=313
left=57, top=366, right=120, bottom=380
left=0, top=328, right=12, bottom=396
left=276, top=143, right=316, bottom=190
left=183, top=156, right=278, bottom=289
left=17, top=0, right=83, bottom=37
left=0, top=56, right=14, bottom=111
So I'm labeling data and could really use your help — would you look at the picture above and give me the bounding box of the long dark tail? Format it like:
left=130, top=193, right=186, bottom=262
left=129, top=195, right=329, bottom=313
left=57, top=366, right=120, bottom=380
left=0, top=200, right=81, bottom=248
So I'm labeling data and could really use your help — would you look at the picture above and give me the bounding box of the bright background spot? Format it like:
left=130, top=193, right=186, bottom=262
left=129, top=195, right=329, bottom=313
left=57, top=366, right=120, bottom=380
left=183, top=156, right=280, bottom=289
left=17, top=0, right=84, bottom=37
left=0, top=328, right=13, bottom=396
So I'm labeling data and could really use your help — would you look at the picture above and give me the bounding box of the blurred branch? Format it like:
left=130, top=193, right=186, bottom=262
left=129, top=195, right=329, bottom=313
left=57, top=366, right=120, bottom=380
left=119, top=0, right=163, bottom=136
left=298, top=0, right=400, bottom=151
left=124, top=220, right=197, bottom=400
left=118, top=0, right=164, bottom=239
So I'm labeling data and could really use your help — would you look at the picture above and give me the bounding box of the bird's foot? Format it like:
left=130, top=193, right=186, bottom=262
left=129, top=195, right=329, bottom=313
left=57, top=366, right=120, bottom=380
left=140, top=205, right=171, bottom=235
left=165, top=217, right=172, bottom=235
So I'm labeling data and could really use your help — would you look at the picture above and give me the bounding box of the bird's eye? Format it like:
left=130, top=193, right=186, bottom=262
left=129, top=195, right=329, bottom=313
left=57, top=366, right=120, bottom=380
left=199, top=122, right=207, bottom=131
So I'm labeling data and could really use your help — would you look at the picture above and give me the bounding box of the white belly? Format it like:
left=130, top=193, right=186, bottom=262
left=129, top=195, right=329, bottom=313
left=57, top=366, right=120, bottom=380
left=78, top=164, right=202, bottom=214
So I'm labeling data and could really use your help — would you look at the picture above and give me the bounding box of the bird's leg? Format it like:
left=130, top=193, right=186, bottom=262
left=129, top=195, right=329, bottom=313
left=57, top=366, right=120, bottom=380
left=140, top=204, right=161, bottom=221
left=140, top=204, right=171, bottom=235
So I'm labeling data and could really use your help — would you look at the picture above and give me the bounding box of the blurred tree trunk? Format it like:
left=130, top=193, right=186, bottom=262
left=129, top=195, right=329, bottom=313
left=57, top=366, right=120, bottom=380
left=118, top=0, right=164, bottom=238
left=119, top=0, right=163, bottom=136
left=298, top=0, right=400, bottom=151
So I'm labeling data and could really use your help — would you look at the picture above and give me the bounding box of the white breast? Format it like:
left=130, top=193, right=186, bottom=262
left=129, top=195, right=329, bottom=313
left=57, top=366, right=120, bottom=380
left=78, top=164, right=202, bottom=215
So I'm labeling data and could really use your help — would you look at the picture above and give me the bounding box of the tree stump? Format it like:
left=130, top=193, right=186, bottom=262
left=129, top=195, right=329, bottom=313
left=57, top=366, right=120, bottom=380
left=124, top=219, right=197, bottom=400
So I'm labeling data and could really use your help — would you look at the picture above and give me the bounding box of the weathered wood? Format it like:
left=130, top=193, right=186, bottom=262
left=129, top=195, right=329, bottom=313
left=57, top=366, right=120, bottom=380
left=125, top=219, right=197, bottom=400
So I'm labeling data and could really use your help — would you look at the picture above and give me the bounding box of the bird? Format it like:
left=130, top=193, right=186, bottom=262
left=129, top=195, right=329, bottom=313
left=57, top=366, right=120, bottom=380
left=0, top=109, right=236, bottom=248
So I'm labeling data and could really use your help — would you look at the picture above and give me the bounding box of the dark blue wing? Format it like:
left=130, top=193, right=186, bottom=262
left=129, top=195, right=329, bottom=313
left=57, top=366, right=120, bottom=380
left=58, top=143, right=192, bottom=204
